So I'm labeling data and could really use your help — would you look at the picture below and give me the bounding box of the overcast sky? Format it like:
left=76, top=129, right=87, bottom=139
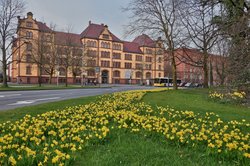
left=23, top=0, right=132, bottom=40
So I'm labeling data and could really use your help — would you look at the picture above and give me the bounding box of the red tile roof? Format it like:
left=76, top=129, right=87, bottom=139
left=80, top=23, right=122, bottom=42
left=55, top=32, right=82, bottom=46
left=36, top=21, right=53, bottom=32
left=132, top=34, right=156, bottom=47
left=123, top=41, right=143, bottom=54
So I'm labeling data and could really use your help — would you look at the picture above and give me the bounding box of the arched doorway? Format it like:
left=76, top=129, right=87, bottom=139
left=101, top=70, right=109, bottom=84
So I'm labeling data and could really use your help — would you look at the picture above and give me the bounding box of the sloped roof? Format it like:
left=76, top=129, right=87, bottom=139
left=132, top=34, right=156, bottom=47
left=80, top=23, right=122, bottom=42
left=55, top=32, right=82, bottom=47
left=36, top=21, right=53, bottom=32
left=123, top=41, right=143, bottom=54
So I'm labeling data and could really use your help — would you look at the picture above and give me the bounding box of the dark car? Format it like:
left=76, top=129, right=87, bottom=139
left=0, top=73, right=3, bottom=83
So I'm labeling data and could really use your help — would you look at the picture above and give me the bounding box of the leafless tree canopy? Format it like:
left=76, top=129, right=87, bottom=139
left=0, top=0, right=25, bottom=87
left=125, top=0, right=184, bottom=89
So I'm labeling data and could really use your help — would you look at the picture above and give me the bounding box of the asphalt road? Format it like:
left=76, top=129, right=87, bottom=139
left=0, top=85, right=155, bottom=111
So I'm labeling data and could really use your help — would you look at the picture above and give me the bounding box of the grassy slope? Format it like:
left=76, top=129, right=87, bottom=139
left=75, top=89, right=249, bottom=166
left=143, top=89, right=250, bottom=121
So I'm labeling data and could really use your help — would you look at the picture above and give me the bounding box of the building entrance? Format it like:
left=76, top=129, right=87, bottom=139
left=101, top=70, right=109, bottom=84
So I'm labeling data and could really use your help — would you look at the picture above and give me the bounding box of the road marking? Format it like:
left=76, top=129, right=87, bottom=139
left=8, top=97, right=61, bottom=105
left=0, top=94, right=21, bottom=98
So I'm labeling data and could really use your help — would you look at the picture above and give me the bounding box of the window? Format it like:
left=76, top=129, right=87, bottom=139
left=145, top=64, right=152, bottom=70
left=101, top=60, right=110, bottom=67
left=135, top=63, right=143, bottom=69
left=125, top=62, right=132, bottom=69
left=26, top=31, right=33, bottom=39
left=26, top=21, right=33, bottom=28
left=136, top=71, right=142, bottom=78
left=87, top=60, right=96, bottom=67
left=102, top=34, right=110, bottom=39
left=146, top=72, right=151, bottom=79
left=113, top=53, right=121, bottom=59
left=26, top=66, right=31, bottom=75
left=87, top=69, right=95, bottom=76
left=113, top=61, right=121, bottom=68
left=158, top=57, right=162, bottom=63
left=46, top=35, right=52, bottom=42
left=158, top=73, right=162, bottom=77
left=26, top=43, right=32, bottom=51
left=101, top=51, right=110, bottom=58
left=113, top=43, right=121, bottom=50
left=145, top=56, right=152, bottom=62
left=146, top=48, right=153, bottom=54
left=26, top=54, right=32, bottom=63
left=59, top=67, right=66, bottom=76
left=87, top=40, right=97, bottom=47
left=158, top=65, right=162, bottom=70
left=125, top=54, right=132, bottom=60
left=88, top=50, right=97, bottom=57
left=101, top=42, right=110, bottom=48
left=113, top=70, right=120, bottom=77
left=157, top=49, right=163, bottom=55
left=136, top=55, right=143, bottom=61
left=42, top=67, right=49, bottom=75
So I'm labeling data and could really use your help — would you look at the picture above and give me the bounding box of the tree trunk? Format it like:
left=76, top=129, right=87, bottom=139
left=38, top=64, right=42, bottom=87
left=65, top=68, right=68, bottom=87
left=49, top=69, right=53, bottom=84
left=209, top=61, right=213, bottom=87
left=203, top=52, right=209, bottom=88
left=171, top=51, right=178, bottom=90
left=1, top=43, right=8, bottom=87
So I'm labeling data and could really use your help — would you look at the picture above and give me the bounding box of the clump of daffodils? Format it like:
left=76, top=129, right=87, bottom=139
left=209, top=91, right=246, bottom=104
left=0, top=88, right=249, bottom=165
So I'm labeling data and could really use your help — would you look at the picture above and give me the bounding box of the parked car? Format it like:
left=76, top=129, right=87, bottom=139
left=0, top=73, right=3, bottom=83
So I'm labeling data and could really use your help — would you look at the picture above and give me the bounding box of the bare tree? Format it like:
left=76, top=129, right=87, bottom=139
left=30, top=33, right=51, bottom=87
left=124, top=0, right=183, bottom=90
left=58, top=26, right=80, bottom=87
left=40, top=24, right=58, bottom=84
left=212, top=38, right=229, bottom=86
left=71, top=47, right=82, bottom=84
left=0, top=0, right=25, bottom=87
left=179, top=0, right=219, bottom=88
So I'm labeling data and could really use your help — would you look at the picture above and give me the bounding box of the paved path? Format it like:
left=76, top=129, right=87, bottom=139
left=0, top=85, right=155, bottom=111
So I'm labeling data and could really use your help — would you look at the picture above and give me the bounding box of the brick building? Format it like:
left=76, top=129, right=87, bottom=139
left=170, top=48, right=227, bottom=86
left=11, top=12, right=165, bottom=85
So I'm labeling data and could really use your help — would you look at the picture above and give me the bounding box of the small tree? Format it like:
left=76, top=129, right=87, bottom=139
left=0, top=0, right=25, bottom=87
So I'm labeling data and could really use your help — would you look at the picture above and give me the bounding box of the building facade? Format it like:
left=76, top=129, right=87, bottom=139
left=11, top=12, right=165, bottom=85
left=171, top=48, right=227, bottom=86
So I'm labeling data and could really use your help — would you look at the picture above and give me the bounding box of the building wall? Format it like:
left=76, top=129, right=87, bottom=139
left=12, top=13, right=165, bottom=85
left=168, top=48, right=227, bottom=86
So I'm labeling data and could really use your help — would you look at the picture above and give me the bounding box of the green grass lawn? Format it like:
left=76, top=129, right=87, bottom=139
left=0, top=89, right=249, bottom=166
left=143, top=89, right=250, bottom=121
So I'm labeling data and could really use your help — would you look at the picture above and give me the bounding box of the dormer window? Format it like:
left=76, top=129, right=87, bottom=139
left=102, top=34, right=109, bottom=39
left=26, top=21, right=33, bottom=28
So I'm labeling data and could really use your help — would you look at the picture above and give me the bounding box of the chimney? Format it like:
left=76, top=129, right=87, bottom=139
left=89, top=20, right=91, bottom=25
left=101, top=23, right=104, bottom=26
left=27, top=12, right=33, bottom=19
